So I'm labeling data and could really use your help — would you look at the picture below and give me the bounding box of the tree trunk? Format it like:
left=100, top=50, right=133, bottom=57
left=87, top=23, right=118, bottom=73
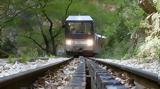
left=138, top=0, right=157, bottom=14
left=42, top=10, right=56, bottom=55
left=40, top=29, right=50, bottom=54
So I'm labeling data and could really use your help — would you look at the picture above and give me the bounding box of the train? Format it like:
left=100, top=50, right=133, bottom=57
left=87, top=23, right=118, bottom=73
left=63, top=15, right=105, bottom=57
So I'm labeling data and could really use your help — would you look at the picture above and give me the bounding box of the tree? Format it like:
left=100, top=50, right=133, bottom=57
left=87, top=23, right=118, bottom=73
left=0, top=0, right=73, bottom=57
left=138, top=0, right=157, bottom=14
left=18, top=0, right=73, bottom=55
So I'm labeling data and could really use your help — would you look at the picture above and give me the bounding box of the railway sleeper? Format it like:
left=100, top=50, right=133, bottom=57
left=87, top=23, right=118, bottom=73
left=86, top=60, right=127, bottom=89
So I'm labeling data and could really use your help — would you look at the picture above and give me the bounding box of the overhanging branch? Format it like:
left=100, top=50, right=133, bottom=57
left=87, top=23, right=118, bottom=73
left=19, top=35, right=46, bottom=51
left=64, top=0, right=73, bottom=19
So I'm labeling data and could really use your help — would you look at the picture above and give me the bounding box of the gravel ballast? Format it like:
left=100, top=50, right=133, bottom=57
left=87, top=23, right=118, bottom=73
left=1, top=58, right=159, bottom=78
left=0, top=58, right=68, bottom=77
left=97, top=58, right=160, bottom=75
left=31, top=59, right=80, bottom=89
left=98, top=59, right=160, bottom=89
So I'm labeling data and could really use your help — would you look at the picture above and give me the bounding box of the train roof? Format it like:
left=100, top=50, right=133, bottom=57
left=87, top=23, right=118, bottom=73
left=66, top=16, right=93, bottom=21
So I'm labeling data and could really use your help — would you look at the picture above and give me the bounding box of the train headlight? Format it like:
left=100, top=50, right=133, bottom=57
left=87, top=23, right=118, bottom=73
left=86, top=39, right=93, bottom=46
left=66, top=39, right=72, bottom=45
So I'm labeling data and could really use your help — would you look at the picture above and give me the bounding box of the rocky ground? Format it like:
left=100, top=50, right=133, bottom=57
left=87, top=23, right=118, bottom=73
left=98, top=59, right=160, bottom=89
left=0, top=57, right=68, bottom=77
left=97, top=58, right=160, bottom=75
left=0, top=58, right=159, bottom=77
left=99, top=64, right=136, bottom=89
left=31, top=59, right=80, bottom=89
left=0, top=57, right=159, bottom=89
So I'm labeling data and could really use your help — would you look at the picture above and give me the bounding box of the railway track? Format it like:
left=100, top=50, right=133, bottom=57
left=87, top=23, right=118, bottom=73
left=91, top=58, right=160, bottom=89
left=0, top=58, right=73, bottom=89
left=0, top=57, right=159, bottom=89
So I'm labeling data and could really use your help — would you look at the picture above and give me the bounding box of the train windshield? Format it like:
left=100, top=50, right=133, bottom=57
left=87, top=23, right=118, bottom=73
left=67, top=22, right=92, bottom=34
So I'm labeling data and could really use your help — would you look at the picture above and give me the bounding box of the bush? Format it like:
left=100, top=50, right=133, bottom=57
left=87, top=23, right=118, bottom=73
left=155, top=0, right=160, bottom=13
left=157, top=48, right=160, bottom=61
left=19, top=55, right=29, bottom=63
left=49, top=54, right=56, bottom=58
left=18, top=48, right=39, bottom=63
left=0, top=38, right=16, bottom=57
left=7, top=55, right=15, bottom=63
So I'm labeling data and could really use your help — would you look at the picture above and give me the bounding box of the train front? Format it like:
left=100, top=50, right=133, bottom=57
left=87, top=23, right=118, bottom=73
left=64, top=16, right=96, bottom=56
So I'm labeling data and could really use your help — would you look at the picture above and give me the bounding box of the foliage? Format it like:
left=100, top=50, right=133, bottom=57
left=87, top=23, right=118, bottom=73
left=18, top=48, right=38, bottom=63
left=49, top=54, right=56, bottom=58
left=157, top=48, right=160, bottom=61
left=0, top=0, right=147, bottom=59
left=0, top=38, right=16, bottom=57
left=153, top=0, right=160, bottom=13
left=0, top=0, right=114, bottom=58
left=96, top=0, right=145, bottom=58
left=136, top=6, right=160, bottom=59
left=157, top=48, right=160, bottom=57
left=7, top=55, right=15, bottom=63
left=19, top=55, right=29, bottom=63
left=0, top=0, right=72, bottom=57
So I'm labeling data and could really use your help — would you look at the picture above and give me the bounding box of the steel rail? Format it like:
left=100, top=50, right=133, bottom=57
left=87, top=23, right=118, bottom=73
left=0, top=58, right=72, bottom=89
left=92, top=58, right=159, bottom=85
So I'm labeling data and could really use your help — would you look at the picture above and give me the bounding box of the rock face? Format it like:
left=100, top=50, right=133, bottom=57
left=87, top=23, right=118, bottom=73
left=137, top=0, right=160, bottom=59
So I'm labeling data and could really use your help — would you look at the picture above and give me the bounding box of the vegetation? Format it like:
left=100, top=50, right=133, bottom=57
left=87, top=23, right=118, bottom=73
left=7, top=55, right=15, bottom=63
left=0, top=0, right=159, bottom=60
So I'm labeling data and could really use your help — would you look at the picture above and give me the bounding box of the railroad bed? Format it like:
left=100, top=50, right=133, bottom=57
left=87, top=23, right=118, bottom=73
left=0, top=58, right=73, bottom=89
left=91, top=58, right=160, bottom=89
left=0, top=57, right=159, bottom=89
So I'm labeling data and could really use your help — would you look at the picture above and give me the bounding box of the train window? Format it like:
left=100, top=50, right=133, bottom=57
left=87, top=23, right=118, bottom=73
left=67, top=22, right=92, bottom=34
